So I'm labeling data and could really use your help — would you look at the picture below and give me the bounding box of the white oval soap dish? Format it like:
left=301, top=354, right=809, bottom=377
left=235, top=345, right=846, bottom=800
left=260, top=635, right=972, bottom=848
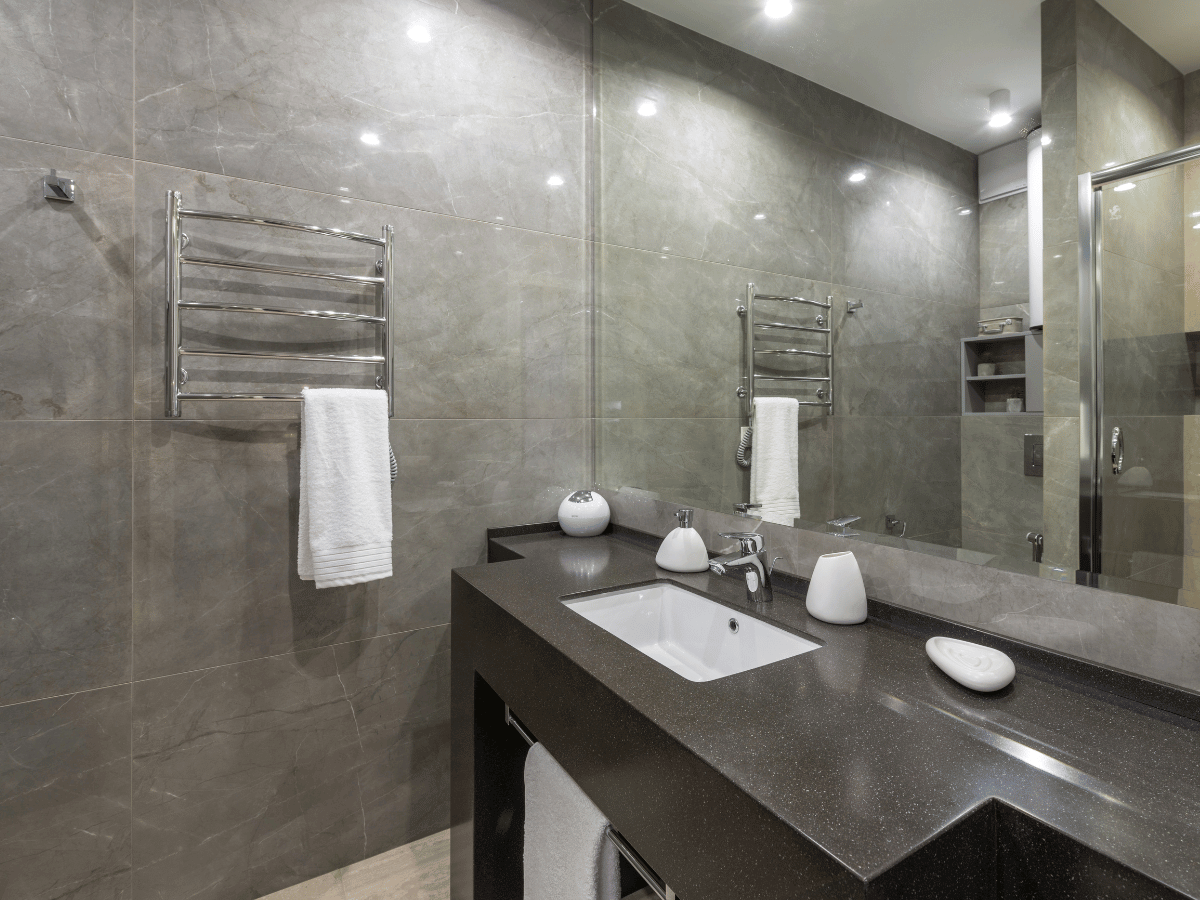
left=925, top=637, right=1015, bottom=692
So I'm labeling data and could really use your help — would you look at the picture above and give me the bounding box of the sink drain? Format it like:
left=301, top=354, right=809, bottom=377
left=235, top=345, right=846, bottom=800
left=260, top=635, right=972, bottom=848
left=728, top=618, right=740, bottom=634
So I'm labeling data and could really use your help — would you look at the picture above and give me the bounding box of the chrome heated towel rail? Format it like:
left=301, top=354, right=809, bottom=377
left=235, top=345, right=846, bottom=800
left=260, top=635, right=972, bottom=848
left=164, top=191, right=394, bottom=417
left=737, top=282, right=833, bottom=418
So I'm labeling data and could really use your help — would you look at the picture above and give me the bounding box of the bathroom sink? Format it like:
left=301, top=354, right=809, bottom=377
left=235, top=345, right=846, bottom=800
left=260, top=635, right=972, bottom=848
left=562, top=582, right=819, bottom=682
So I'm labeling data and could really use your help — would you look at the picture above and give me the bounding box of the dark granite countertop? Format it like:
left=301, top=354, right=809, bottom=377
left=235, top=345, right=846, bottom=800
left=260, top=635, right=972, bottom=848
left=454, top=528, right=1200, bottom=898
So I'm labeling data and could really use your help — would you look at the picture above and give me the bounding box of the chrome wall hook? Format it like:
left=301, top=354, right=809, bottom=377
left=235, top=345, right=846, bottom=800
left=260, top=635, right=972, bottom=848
left=43, top=169, right=75, bottom=202
left=846, top=298, right=864, bottom=314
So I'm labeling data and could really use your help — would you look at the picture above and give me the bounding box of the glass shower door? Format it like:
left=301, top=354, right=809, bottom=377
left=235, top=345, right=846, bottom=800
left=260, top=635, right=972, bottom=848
left=1090, top=155, right=1195, bottom=603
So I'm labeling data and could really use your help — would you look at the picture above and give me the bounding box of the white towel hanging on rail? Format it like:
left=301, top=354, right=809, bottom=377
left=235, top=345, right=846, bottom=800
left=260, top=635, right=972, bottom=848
left=750, top=397, right=801, bottom=526
left=298, top=388, right=393, bottom=588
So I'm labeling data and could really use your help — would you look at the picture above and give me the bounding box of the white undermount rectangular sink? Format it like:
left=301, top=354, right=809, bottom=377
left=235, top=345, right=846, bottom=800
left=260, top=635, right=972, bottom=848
left=563, top=582, right=819, bottom=682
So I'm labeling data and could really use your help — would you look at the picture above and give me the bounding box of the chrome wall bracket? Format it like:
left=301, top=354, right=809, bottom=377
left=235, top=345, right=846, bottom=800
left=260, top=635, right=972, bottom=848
left=43, top=169, right=75, bottom=202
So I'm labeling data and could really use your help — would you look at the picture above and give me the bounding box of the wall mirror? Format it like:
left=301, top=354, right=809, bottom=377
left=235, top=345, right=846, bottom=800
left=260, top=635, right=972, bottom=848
left=590, top=0, right=1200, bottom=608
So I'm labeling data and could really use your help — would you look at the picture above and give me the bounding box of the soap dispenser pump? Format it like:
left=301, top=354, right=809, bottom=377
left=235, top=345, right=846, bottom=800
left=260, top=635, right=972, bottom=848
left=655, top=508, right=710, bottom=573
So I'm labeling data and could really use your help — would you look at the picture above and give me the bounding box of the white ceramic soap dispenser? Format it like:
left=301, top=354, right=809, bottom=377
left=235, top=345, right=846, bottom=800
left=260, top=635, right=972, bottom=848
left=655, top=508, right=710, bottom=573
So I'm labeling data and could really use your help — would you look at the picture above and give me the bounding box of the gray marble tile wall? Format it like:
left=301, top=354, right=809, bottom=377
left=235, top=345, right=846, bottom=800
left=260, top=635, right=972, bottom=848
left=592, top=0, right=977, bottom=541
left=961, top=416, right=1044, bottom=561
left=979, top=193, right=1030, bottom=314
left=1040, top=0, right=1184, bottom=569
left=1187, top=70, right=1200, bottom=146
left=0, top=0, right=590, bottom=896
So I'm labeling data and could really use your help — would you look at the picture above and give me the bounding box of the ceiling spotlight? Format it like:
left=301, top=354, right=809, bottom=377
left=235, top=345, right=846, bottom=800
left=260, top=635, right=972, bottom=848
left=637, top=100, right=657, bottom=117
left=1114, top=182, right=1136, bottom=192
left=1041, top=134, right=1051, bottom=146
left=764, top=0, right=793, bottom=18
left=546, top=175, right=564, bottom=187
left=958, top=208, right=972, bottom=216
left=407, top=24, right=431, bottom=43
left=988, top=89, right=1012, bottom=128
left=848, top=171, right=866, bottom=183
left=754, top=213, right=766, bottom=220
left=360, top=132, right=380, bottom=146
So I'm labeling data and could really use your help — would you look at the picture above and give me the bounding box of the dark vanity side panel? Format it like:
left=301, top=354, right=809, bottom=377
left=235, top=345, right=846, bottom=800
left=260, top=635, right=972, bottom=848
left=866, top=801, right=996, bottom=900
left=450, top=573, right=862, bottom=900
left=995, top=804, right=1189, bottom=900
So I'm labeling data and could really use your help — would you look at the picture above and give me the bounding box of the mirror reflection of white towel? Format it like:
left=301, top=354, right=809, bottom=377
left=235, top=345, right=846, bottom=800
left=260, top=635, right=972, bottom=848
left=750, top=397, right=801, bottom=526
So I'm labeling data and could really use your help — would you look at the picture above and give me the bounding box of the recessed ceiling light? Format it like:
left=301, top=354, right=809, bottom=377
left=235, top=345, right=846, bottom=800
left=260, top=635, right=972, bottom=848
left=1053, top=254, right=1063, bottom=259
left=360, top=133, right=380, bottom=146
left=407, top=25, right=431, bottom=43
left=958, top=208, right=972, bottom=216
left=764, top=0, right=793, bottom=18
left=754, top=213, right=766, bottom=220
left=988, top=89, right=1012, bottom=128
left=1041, top=134, right=1051, bottom=146
left=1114, top=182, right=1136, bottom=192
left=848, top=171, right=866, bottom=183
left=637, top=100, right=657, bottom=117
left=546, top=175, right=564, bottom=187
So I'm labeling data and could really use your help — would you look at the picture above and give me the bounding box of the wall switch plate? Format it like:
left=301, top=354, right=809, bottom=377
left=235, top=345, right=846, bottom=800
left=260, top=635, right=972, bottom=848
left=1024, top=434, right=1043, bottom=477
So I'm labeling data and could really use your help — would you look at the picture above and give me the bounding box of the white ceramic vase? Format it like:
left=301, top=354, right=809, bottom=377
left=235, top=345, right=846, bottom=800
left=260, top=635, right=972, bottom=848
left=557, top=490, right=610, bottom=537
left=806, top=551, right=867, bottom=624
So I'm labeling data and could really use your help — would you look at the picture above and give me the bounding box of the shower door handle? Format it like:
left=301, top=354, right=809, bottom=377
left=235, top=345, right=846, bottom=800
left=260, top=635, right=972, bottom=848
left=1111, top=426, right=1123, bottom=475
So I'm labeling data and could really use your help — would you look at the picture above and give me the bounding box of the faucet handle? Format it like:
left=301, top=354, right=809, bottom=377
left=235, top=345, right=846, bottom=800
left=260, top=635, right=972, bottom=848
left=719, top=531, right=763, bottom=554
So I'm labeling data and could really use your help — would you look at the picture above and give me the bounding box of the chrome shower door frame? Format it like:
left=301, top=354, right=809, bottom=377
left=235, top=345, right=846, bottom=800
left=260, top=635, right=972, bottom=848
left=1078, top=142, right=1200, bottom=583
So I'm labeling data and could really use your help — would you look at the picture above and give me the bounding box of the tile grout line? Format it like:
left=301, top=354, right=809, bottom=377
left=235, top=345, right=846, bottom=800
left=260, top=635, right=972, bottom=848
left=0, top=620, right=450, bottom=714
left=130, top=0, right=138, bottom=888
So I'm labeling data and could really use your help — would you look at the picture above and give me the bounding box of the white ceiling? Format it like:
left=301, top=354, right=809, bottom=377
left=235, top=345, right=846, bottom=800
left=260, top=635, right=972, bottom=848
left=621, top=0, right=1195, bottom=156
left=1099, top=0, right=1200, bottom=75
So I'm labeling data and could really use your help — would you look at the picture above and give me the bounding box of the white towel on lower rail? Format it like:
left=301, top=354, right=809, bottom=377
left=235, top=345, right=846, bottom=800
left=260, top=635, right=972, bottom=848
left=750, top=397, right=801, bottom=526
left=524, top=742, right=620, bottom=900
left=298, top=388, right=392, bottom=589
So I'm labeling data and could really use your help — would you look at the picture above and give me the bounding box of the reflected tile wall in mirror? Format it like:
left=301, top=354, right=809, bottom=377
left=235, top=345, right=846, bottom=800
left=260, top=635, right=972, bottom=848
left=594, top=0, right=977, bottom=549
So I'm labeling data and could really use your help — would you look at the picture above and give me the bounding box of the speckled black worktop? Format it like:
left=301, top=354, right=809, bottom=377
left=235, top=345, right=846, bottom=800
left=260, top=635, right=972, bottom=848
left=451, top=528, right=1200, bottom=900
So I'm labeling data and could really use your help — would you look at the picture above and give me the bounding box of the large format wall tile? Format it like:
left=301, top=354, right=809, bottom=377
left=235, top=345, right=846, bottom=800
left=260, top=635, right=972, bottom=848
left=0, top=0, right=133, bottom=156
left=0, top=685, right=132, bottom=900
left=389, top=417, right=587, bottom=616
left=832, top=156, right=978, bottom=306
left=134, top=0, right=588, bottom=238
left=0, top=422, right=131, bottom=706
left=979, top=193, right=1030, bottom=313
left=133, top=421, right=378, bottom=679
left=134, top=417, right=582, bottom=679
left=832, top=415, right=962, bottom=545
left=392, top=215, right=586, bottom=420
left=961, top=416, right=1044, bottom=561
left=831, top=285, right=972, bottom=418
left=596, top=244, right=829, bottom=420
left=597, top=64, right=834, bottom=279
left=133, top=627, right=450, bottom=900
left=598, top=417, right=750, bottom=519
left=332, top=627, right=451, bottom=858
left=0, top=138, right=133, bottom=420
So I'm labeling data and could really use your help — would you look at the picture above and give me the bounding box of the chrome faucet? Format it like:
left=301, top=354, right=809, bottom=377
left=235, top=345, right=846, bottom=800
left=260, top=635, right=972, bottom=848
left=709, top=532, right=776, bottom=603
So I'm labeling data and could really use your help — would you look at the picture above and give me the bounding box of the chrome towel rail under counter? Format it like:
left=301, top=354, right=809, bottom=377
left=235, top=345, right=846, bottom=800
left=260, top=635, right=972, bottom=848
left=504, top=705, right=677, bottom=900
left=737, top=282, right=834, bottom=415
left=164, top=190, right=394, bottom=417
